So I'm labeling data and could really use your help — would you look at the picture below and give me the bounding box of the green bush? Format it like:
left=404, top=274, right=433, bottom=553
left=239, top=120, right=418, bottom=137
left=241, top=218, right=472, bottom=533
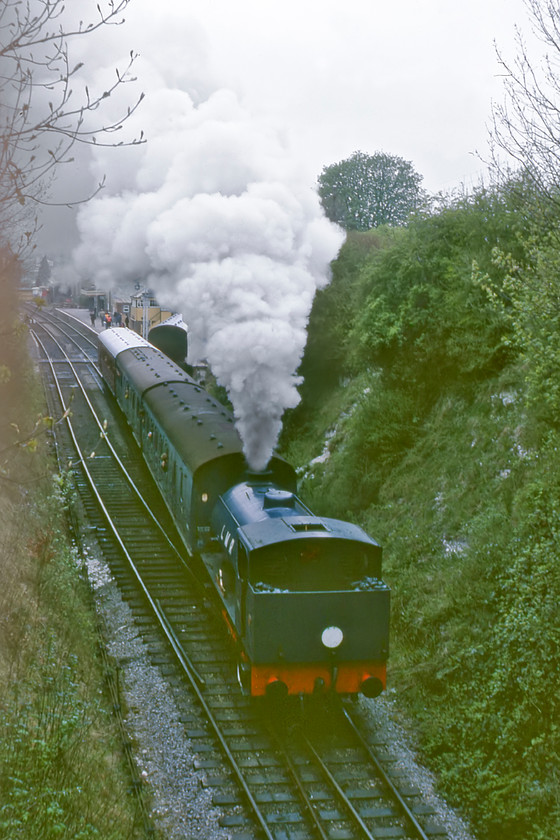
left=283, top=182, right=560, bottom=840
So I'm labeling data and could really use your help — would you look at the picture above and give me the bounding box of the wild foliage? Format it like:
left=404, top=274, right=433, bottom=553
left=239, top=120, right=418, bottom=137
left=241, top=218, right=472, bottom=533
left=317, top=151, right=425, bottom=230
left=0, top=489, right=140, bottom=838
left=0, top=297, right=141, bottom=838
left=283, top=181, right=560, bottom=840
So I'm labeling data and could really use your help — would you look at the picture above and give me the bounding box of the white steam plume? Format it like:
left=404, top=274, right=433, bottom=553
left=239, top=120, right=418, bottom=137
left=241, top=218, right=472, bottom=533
left=73, top=3, right=344, bottom=471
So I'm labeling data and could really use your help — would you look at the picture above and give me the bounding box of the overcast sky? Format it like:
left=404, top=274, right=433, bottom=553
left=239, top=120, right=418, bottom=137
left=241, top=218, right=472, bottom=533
left=43, top=0, right=535, bottom=255
left=183, top=0, right=531, bottom=193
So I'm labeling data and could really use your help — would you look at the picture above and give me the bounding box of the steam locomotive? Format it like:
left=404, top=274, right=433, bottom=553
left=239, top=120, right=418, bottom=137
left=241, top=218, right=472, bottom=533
left=98, top=327, right=390, bottom=698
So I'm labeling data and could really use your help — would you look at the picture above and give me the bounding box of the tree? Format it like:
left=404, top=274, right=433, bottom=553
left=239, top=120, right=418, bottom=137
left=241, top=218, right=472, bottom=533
left=491, top=0, right=560, bottom=206
left=36, top=255, right=51, bottom=285
left=0, top=0, right=144, bottom=255
left=317, top=150, right=425, bottom=231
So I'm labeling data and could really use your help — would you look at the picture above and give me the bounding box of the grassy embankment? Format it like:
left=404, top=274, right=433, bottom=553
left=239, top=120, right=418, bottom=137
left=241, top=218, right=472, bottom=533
left=281, top=186, right=559, bottom=840
left=0, top=275, right=146, bottom=838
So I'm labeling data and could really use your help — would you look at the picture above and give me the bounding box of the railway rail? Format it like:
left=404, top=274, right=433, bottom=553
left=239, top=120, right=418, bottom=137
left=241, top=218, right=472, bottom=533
left=30, top=307, right=449, bottom=840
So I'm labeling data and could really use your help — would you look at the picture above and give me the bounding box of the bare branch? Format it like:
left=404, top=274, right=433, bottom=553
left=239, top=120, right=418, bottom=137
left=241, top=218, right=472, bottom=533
left=490, top=0, right=560, bottom=209
left=0, top=0, right=145, bottom=256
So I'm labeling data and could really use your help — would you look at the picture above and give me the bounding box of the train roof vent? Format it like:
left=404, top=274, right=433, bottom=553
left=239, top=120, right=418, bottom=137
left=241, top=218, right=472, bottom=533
left=288, top=519, right=329, bottom=533
left=264, top=489, right=295, bottom=509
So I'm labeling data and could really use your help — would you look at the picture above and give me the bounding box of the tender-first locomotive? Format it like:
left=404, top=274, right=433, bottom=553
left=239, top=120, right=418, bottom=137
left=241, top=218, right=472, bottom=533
left=98, top=328, right=390, bottom=698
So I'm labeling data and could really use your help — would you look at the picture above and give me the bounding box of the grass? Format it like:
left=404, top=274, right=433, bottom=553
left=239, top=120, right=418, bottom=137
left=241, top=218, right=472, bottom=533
left=0, top=321, right=146, bottom=839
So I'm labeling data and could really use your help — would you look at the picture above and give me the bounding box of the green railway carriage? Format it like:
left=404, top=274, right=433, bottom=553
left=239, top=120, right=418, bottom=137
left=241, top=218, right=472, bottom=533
left=98, top=327, right=295, bottom=551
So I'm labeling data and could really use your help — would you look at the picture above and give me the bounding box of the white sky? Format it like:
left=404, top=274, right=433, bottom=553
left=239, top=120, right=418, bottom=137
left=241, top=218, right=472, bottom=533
left=41, top=0, right=535, bottom=255
left=183, top=0, right=532, bottom=193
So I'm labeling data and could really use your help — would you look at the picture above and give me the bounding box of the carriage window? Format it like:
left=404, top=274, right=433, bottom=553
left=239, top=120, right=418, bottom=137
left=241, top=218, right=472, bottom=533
left=250, top=540, right=378, bottom=592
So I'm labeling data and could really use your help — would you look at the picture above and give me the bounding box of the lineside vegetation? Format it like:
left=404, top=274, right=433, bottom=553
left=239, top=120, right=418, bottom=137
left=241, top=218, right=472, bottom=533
left=0, top=287, right=145, bottom=839
left=282, top=179, right=560, bottom=840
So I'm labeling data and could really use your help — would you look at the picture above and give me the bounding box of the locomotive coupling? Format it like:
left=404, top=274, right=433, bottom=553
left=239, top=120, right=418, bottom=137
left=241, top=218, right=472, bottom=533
left=265, top=677, right=289, bottom=699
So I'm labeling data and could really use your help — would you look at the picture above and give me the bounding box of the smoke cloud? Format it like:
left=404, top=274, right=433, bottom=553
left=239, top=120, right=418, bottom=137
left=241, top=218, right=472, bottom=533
left=72, top=1, right=344, bottom=470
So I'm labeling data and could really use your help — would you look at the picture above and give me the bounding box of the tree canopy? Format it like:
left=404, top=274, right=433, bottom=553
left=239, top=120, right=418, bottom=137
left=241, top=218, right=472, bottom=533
left=317, top=150, right=425, bottom=231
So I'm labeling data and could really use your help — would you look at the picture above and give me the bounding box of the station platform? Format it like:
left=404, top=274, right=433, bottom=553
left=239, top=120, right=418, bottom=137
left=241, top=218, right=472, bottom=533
left=60, top=308, right=106, bottom=333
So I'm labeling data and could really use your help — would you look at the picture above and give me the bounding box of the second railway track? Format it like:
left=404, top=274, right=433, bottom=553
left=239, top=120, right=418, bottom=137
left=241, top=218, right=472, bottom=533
left=30, top=307, right=450, bottom=840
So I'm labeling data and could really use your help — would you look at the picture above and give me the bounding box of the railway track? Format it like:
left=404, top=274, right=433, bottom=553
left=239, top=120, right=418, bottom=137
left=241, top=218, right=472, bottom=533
left=30, top=308, right=450, bottom=840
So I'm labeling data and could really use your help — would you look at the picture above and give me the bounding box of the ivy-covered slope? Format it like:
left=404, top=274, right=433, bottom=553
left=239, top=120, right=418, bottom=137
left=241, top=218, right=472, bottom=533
left=281, top=187, right=559, bottom=840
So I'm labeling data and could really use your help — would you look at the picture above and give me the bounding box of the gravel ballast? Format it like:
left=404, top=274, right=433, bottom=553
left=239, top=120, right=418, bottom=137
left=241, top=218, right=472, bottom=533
left=83, top=542, right=477, bottom=840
